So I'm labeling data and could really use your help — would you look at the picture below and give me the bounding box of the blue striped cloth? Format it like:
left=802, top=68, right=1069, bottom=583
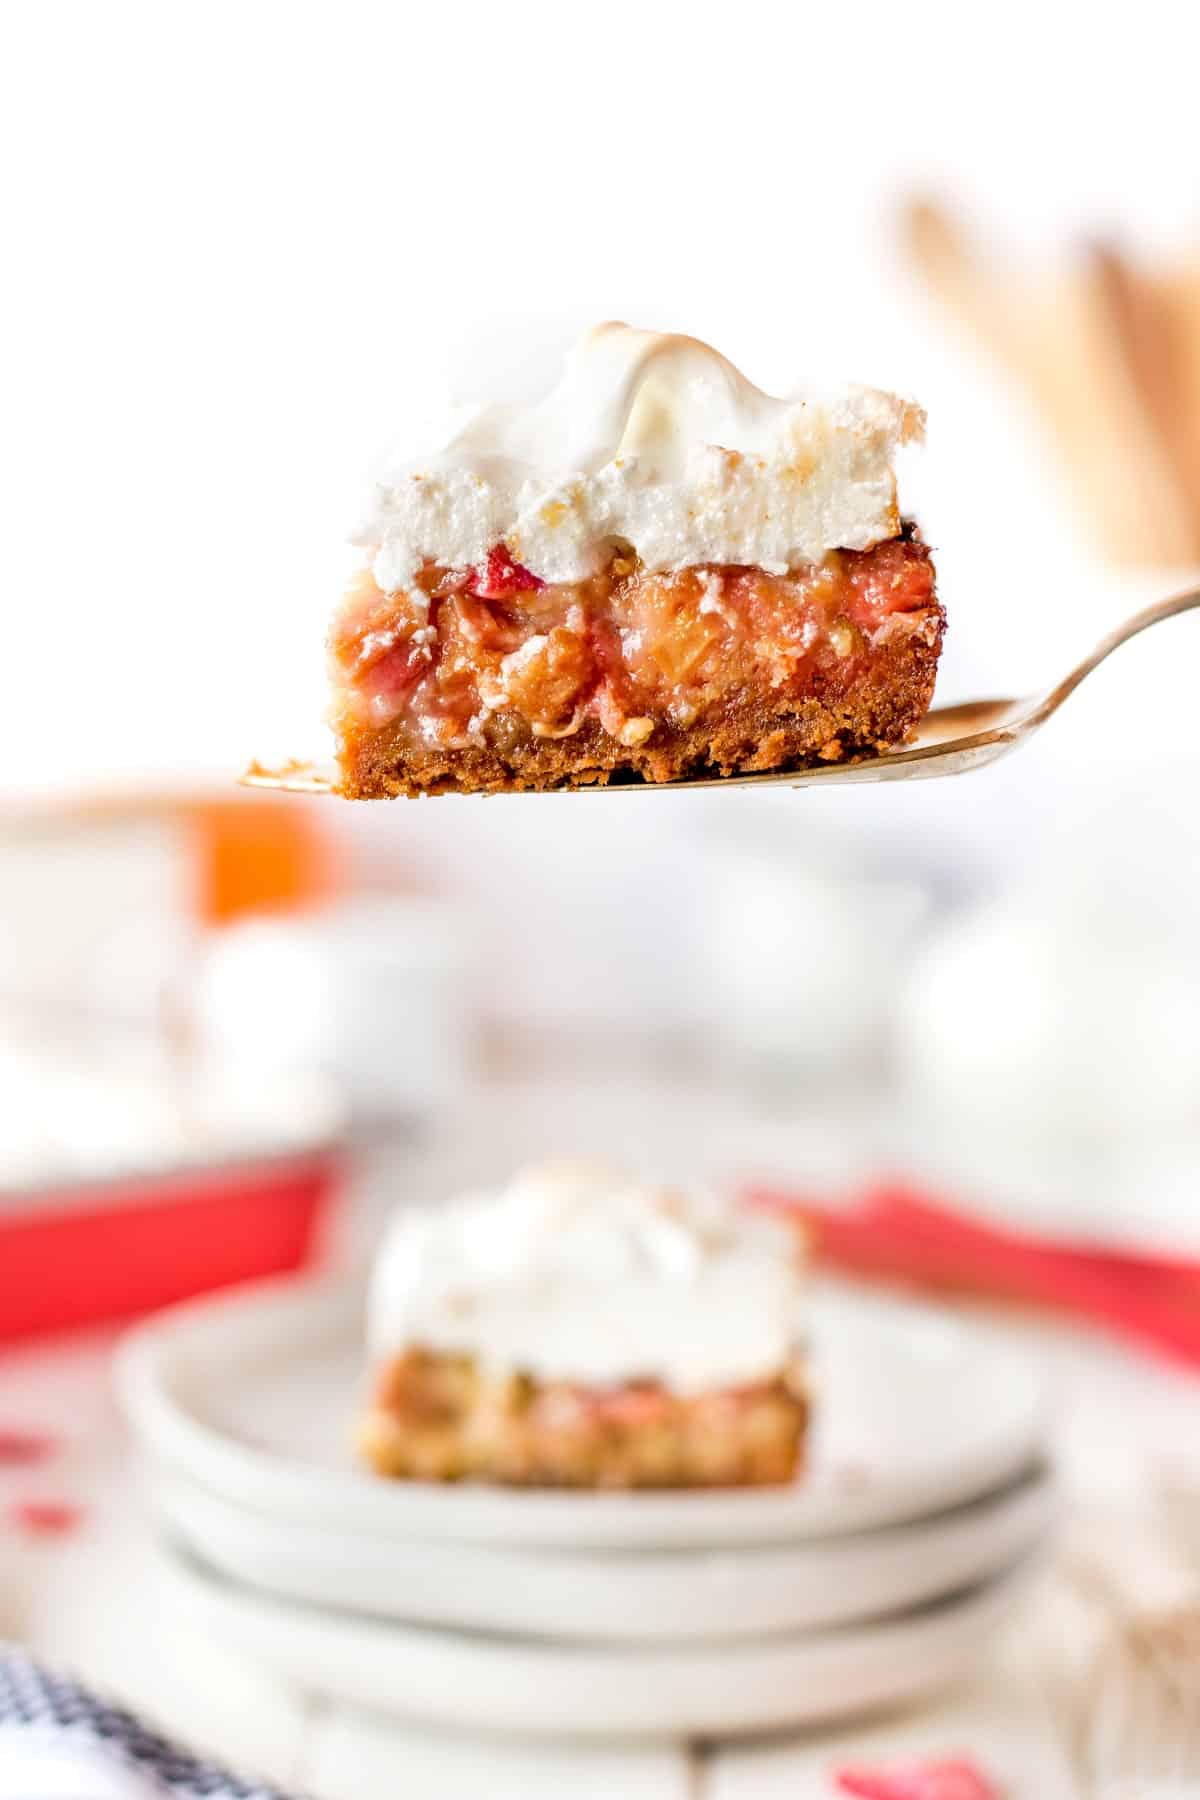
left=0, top=1649, right=297, bottom=1798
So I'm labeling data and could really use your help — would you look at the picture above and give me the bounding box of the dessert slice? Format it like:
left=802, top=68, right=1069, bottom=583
left=329, top=325, right=945, bottom=795
left=357, top=1162, right=809, bottom=1489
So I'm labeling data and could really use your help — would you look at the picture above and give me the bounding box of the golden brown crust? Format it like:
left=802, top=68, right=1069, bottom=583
left=358, top=1348, right=809, bottom=1488
left=340, top=604, right=945, bottom=797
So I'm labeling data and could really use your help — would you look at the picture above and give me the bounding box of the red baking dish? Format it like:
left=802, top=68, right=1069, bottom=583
left=0, top=1148, right=344, bottom=1344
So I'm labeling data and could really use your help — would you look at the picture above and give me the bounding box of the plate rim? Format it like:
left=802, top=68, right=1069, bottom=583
left=157, top=1535, right=1043, bottom=1737
left=150, top=1455, right=1057, bottom=1642
left=118, top=1272, right=1051, bottom=1550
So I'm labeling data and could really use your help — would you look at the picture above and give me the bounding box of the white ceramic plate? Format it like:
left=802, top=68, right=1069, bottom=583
left=118, top=1276, right=1049, bottom=1550
left=156, top=1540, right=1041, bottom=1738
left=149, top=1459, right=1055, bottom=1643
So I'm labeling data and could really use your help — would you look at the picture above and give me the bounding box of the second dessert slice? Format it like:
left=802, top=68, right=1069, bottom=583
left=358, top=1162, right=809, bottom=1489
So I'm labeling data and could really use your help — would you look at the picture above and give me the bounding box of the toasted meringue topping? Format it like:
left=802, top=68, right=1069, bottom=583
left=355, top=324, right=923, bottom=591
left=367, top=1159, right=806, bottom=1392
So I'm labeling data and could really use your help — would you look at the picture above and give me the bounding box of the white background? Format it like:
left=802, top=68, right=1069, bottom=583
left=5, top=24, right=1200, bottom=1785
left=5, top=0, right=1199, bottom=778
left=4, top=0, right=1200, bottom=1035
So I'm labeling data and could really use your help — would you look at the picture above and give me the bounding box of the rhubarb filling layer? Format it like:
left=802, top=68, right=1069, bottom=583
left=329, top=530, right=942, bottom=794
left=358, top=1348, right=809, bottom=1488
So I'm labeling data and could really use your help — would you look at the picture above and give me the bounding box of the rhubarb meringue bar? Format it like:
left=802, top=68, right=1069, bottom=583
left=329, top=324, right=945, bottom=795
left=358, top=1163, right=809, bottom=1488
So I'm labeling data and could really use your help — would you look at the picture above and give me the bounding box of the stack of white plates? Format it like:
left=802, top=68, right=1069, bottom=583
left=118, top=1278, right=1055, bottom=1738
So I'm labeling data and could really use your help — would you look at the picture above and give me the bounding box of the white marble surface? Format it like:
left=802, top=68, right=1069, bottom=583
left=3, top=1280, right=1197, bottom=1796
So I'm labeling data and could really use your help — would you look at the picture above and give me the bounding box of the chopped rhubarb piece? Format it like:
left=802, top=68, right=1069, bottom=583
left=499, top=626, right=593, bottom=731
left=367, top=640, right=427, bottom=717
left=9, top=1499, right=84, bottom=1537
left=468, top=544, right=546, bottom=600
left=844, top=533, right=936, bottom=623
left=0, top=1429, right=55, bottom=1466
left=591, top=1386, right=674, bottom=1426
left=834, top=1758, right=999, bottom=1800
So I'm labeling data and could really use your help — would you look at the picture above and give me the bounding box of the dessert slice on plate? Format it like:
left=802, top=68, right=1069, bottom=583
left=358, top=1161, right=810, bottom=1488
left=329, top=324, right=944, bottom=795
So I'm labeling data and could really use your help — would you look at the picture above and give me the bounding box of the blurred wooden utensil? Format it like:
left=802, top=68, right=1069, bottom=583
left=1066, top=1553, right=1200, bottom=1794
left=901, top=198, right=1200, bottom=567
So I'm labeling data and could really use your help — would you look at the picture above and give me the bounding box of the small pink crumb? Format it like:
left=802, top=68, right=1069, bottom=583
left=0, top=1429, right=55, bottom=1466
left=9, top=1500, right=84, bottom=1538
left=834, top=1757, right=999, bottom=1800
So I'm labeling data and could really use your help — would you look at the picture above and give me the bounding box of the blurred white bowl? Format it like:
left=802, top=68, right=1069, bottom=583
left=900, top=898, right=1200, bottom=1145
left=701, top=826, right=930, bottom=1082
left=193, top=896, right=474, bottom=1121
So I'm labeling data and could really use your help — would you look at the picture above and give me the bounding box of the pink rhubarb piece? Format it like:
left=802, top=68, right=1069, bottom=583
left=0, top=1429, right=55, bottom=1467
left=834, top=1758, right=999, bottom=1800
left=9, top=1500, right=84, bottom=1538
